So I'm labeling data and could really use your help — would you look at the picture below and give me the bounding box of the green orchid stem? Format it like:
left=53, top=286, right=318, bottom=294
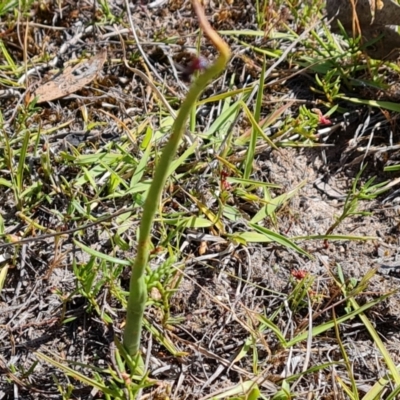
left=122, top=0, right=231, bottom=357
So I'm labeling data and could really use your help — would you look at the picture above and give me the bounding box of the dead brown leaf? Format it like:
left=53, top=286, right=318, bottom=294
left=31, top=48, right=107, bottom=103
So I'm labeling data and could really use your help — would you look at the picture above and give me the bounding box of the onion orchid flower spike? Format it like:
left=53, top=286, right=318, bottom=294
left=177, top=56, right=209, bottom=81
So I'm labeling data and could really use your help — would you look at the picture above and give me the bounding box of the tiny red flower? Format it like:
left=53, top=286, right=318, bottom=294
left=291, top=269, right=308, bottom=280
left=319, top=115, right=332, bottom=125
left=220, top=170, right=231, bottom=190
left=312, top=108, right=332, bottom=125
left=188, top=56, right=208, bottom=72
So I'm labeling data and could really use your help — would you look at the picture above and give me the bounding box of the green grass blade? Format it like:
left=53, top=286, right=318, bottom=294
left=240, top=100, right=278, bottom=151
left=202, top=101, right=240, bottom=138
left=253, top=314, right=288, bottom=346
left=16, top=129, right=31, bottom=197
left=347, top=296, right=400, bottom=386
left=338, top=95, right=400, bottom=112
left=73, top=239, right=131, bottom=266
left=251, top=180, right=307, bottom=224
left=35, top=352, right=119, bottom=395
left=286, top=292, right=394, bottom=347
left=333, top=308, right=359, bottom=400
left=386, top=383, right=400, bottom=400
left=244, top=56, right=266, bottom=179
left=250, top=222, right=313, bottom=259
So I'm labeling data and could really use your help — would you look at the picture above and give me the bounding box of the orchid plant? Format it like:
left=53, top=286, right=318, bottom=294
left=122, top=0, right=231, bottom=358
